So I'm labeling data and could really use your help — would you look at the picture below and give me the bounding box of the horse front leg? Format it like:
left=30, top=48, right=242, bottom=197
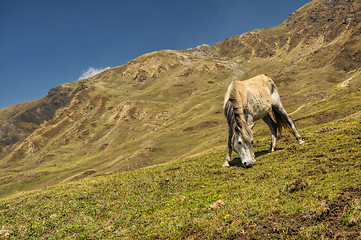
left=262, top=114, right=277, bottom=152
left=223, top=126, right=233, bottom=167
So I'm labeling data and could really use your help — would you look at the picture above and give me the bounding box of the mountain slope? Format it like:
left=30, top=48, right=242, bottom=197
left=0, top=84, right=81, bottom=150
left=0, top=48, right=237, bottom=197
left=1, top=0, right=361, bottom=198
left=1, top=107, right=360, bottom=238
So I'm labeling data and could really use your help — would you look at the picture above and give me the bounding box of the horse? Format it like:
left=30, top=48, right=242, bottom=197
left=223, top=74, right=304, bottom=168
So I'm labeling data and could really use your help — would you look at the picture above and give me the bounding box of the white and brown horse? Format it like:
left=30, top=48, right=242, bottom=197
left=223, top=74, right=304, bottom=168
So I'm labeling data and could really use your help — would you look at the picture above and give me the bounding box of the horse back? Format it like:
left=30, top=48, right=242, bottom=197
left=243, top=74, right=275, bottom=92
left=233, top=74, right=274, bottom=100
left=227, top=74, right=276, bottom=121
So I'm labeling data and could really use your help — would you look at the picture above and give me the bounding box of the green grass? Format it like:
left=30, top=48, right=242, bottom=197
left=1, top=113, right=360, bottom=239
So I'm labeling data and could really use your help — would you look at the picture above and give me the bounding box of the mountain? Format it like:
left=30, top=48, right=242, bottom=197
left=1, top=0, right=361, bottom=198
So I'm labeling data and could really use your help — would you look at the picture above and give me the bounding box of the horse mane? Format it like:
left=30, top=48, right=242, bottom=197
left=224, top=82, right=253, bottom=142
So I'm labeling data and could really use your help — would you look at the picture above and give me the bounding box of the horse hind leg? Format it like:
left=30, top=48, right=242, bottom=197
left=262, top=114, right=277, bottom=152
left=272, top=103, right=304, bottom=145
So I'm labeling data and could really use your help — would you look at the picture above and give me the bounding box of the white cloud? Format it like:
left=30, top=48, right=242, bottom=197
left=78, top=66, right=110, bottom=80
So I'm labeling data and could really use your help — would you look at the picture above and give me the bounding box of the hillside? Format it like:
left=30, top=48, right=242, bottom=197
left=0, top=0, right=361, bottom=238
left=0, top=100, right=360, bottom=238
left=0, top=0, right=360, bottom=201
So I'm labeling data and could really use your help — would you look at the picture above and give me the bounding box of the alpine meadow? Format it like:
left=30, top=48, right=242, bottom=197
left=1, top=0, right=361, bottom=239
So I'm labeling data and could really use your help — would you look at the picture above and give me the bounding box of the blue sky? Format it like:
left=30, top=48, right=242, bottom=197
left=0, top=0, right=311, bottom=109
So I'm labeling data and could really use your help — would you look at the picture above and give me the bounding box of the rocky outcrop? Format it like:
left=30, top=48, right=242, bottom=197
left=0, top=84, right=83, bottom=151
left=214, top=0, right=361, bottom=72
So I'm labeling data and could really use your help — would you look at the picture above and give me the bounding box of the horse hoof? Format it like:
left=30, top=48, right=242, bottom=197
left=299, top=140, right=305, bottom=145
left=222, top=163, right=230, bottom=168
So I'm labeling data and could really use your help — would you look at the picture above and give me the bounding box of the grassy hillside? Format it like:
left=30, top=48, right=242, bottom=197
left=1, top=67, right=361, bottom=238
left=0, top=49, right=235, bottom=198
left=0, top=106, right=360, bottom=239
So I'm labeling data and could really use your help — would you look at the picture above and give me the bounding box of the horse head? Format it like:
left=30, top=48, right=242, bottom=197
left=233, top=130, right=255, bottom=168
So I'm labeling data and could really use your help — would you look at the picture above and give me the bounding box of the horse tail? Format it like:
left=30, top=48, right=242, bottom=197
left=269, top=79, right=293, bottom=137
left=272, top=107, right=293, bottom=137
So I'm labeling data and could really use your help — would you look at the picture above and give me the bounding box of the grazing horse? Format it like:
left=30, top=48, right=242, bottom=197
left=223, top=74, right=304, bottom=168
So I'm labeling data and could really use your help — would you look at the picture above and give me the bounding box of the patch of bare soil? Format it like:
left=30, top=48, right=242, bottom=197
left=238, top=186, right=361, bottom=239
left=286, top=178, right=309, bottom=193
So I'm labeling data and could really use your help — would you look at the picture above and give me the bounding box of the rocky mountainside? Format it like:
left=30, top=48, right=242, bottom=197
left=1, top=0, right=361, bottom=197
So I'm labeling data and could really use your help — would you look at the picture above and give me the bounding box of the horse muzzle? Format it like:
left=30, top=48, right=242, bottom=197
left=242, top=161, right=254, bottom=168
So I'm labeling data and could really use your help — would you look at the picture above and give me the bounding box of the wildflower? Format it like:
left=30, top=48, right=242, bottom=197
left=223, top=214, right=230, bottom=220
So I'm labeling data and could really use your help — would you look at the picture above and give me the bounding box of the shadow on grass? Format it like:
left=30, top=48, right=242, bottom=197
left=255, top=150, right=269, bottom=158
left=229, top=157, right=242, bottom=167
left=229, top=148, right=284, bottom=167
